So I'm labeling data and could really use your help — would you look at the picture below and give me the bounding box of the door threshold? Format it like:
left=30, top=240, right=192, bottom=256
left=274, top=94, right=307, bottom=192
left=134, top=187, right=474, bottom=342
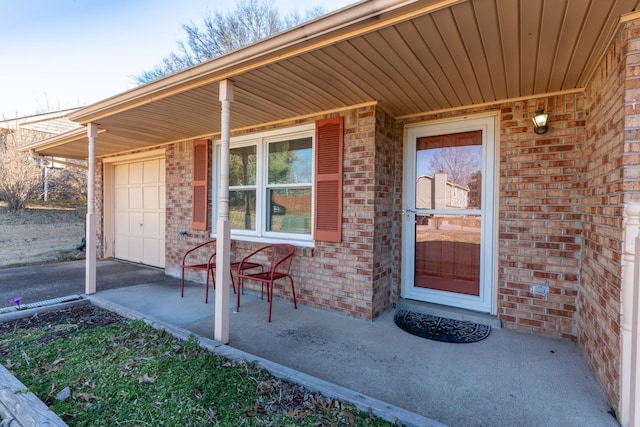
left=396, top=299, right=501, bottom=329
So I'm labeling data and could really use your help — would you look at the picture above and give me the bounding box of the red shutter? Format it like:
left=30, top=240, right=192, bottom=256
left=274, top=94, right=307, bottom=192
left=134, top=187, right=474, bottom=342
left=314, top=117, right=343, bottom=243
left=192, top=139, right=209, bottom=231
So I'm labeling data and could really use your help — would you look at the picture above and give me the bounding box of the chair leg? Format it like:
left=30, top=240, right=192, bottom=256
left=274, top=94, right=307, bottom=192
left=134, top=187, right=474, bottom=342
left=229, top=271, right=237, bottom=295
left=236, top=277, right=243, bottom=312
left=205, top=268, right=210, bottom=304
left=268, top=280, right=274, bottom=322
left=289, top=276, right=297, bottom=309
left=181, top=268, right=185, bottom=297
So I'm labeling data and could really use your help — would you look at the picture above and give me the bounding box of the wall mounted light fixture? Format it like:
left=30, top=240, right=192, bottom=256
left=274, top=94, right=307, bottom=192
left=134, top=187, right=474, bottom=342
left=532, top=109, right=549, bottom=134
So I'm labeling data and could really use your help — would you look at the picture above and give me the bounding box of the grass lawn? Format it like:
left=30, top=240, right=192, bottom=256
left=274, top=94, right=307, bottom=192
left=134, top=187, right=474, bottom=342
left=0, top=305, right=398, bottom=426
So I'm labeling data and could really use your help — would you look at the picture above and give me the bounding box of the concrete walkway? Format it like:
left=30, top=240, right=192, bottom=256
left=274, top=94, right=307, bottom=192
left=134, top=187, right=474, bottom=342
left=0, top=260, right=619, bottom=426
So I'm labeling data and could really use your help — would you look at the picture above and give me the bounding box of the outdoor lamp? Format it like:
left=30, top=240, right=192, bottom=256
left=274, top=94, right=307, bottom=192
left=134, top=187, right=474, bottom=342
left=532, top=109, right=549, bottom=134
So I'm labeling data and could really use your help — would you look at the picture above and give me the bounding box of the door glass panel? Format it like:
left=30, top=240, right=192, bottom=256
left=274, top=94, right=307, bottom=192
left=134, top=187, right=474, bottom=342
left=416, top=131, right=482, bottom=210
left=414, top=131, right=482, bottom=296
left=414, top=214, right=481, bottom=295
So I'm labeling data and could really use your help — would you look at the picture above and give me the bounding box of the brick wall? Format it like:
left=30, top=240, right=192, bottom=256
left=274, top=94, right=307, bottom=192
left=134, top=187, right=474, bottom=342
left=309, top=107, right=377, bottom=318
left=499, top=95, right=586, bottom=339
left=372, top=108, right=403, bottom=317
left=164, top=106, right=397, bottom=320
left=165, top=140, right=211, bottom=282
left=578, top=18, right=639, bottom=410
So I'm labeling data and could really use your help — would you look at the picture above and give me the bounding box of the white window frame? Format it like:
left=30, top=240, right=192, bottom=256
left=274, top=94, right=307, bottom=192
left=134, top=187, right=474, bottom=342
left=211, top=124, right=315, bottom=247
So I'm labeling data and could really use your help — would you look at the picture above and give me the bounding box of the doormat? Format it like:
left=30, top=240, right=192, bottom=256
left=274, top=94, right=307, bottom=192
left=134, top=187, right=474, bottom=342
left=394, top=309, right=491, bottom=343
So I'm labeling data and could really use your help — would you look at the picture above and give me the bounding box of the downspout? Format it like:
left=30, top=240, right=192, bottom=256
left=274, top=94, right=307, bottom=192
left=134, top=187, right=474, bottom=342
left=85, top=124, right=98, bottom=295
left=214, top=80, right=233, bottom=344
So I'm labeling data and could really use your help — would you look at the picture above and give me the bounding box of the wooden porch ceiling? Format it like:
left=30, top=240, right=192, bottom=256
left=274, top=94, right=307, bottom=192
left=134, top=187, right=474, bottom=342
left=25, top=0, right=640, bottom=159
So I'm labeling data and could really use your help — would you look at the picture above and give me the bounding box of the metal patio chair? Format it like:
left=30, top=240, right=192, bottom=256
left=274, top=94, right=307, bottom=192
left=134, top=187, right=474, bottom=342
left=236, top=243, right=297, bottom=322
left=181, top=240, right=219, bottom=303
left=181, top=240, right=263, bottom=303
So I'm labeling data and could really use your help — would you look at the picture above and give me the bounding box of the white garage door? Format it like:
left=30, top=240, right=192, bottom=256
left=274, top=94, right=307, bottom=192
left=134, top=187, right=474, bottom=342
left=114, top=158, right=166, bottom=267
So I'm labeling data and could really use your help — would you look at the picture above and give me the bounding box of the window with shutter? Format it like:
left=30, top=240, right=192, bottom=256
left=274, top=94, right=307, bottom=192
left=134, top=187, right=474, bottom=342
left=192, top=139, right=209, bottom=230
left=211, top=122, right=341, bottom=245
left=314, top=117, right=343, bottom=243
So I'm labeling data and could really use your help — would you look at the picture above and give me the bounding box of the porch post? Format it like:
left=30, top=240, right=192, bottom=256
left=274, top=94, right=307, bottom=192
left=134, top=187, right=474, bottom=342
left=214, top=80, right=233, bottom=344
left=85, top=123, right=97, bottom=294
left=622, top=203, right=640, bottom=426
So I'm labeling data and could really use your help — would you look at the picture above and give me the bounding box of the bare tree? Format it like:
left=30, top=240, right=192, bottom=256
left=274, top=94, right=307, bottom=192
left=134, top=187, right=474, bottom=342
left=134, top=0, right=326, bottom=84
left=47, top=161, right=88, bottom=201
left=429, top=146, right=481, bottom=187
left=0, top=122, right=87, bottom=210
left=0, top=131, right=43, bottom=210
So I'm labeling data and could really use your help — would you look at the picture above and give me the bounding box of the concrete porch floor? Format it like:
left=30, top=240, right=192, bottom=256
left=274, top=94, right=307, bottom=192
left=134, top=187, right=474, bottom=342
left=0, top=260, right=619, bottom=426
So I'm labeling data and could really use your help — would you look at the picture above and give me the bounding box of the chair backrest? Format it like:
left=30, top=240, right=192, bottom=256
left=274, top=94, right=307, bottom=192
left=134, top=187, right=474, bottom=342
left=183, top=239, right=216, bottom=263
left=269, top=244, right=295, bottom=274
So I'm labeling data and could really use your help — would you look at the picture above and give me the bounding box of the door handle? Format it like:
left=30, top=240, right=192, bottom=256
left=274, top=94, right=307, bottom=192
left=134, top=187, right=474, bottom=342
left=402, top=209, right=417, bottom=222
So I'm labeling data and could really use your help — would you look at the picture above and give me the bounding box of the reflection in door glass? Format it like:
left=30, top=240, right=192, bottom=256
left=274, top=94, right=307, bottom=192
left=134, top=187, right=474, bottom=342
left=413, top=131, right=483, bottom=296
left=415, top=131, right=482, bottom=210
left=414, top=214, right=481, bottom=296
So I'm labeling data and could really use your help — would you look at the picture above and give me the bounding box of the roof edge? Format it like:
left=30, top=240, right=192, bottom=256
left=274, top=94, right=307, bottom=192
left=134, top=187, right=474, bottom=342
left=20, top=127, right=97, bottom=154
left=69, top=0, right=459, bottom=124
left=0, top=108, right=81, bottom=128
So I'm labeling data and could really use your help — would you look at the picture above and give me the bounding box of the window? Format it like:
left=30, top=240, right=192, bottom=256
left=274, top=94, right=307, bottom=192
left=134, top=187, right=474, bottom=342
left=214, top=124, right=314, bottom=243
left=229, top=145, right=257, bottom=231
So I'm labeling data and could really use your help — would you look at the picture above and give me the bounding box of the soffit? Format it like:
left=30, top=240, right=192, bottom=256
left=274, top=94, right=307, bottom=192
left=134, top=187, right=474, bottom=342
left=28, top=0, right=640, bottom=159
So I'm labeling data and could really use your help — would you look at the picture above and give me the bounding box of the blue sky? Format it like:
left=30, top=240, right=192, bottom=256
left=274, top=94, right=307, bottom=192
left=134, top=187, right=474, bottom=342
left=0, top=0, right=356, bottom=119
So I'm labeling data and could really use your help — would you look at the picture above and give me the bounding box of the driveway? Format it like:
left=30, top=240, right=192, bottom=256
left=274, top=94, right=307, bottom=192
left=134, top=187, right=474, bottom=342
left=0, top=260, right=169, bottom=309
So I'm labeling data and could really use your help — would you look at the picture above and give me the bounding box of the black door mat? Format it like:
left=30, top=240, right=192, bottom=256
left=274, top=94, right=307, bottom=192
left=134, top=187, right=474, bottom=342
left=394, top=309, right=491, bottom=343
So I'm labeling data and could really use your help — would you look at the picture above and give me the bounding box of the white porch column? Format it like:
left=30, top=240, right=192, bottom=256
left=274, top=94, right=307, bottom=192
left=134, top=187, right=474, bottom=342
left=621, top=203, right=640, bottom=426
left=85, top=123, right=98, bottom=294
left=214, top=80, right=233, bottom=344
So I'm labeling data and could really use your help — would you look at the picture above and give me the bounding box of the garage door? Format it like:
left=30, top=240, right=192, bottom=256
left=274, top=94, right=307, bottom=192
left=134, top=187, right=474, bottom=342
left=114, top=158, right=166, bottom=267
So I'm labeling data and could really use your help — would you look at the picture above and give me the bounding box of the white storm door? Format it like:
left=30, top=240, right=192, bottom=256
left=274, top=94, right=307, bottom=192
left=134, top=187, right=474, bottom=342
left=403, top=115, right=496, bottom=313
left=114, top=158, right=166, bottom=267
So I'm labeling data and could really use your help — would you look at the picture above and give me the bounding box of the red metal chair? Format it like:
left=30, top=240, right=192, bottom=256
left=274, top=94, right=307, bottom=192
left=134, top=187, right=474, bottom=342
left=181, top=240, right=219, bottom=303
left=181, top=240, right=262, bottom=303
left=236, top=243, right=297, bottom=322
